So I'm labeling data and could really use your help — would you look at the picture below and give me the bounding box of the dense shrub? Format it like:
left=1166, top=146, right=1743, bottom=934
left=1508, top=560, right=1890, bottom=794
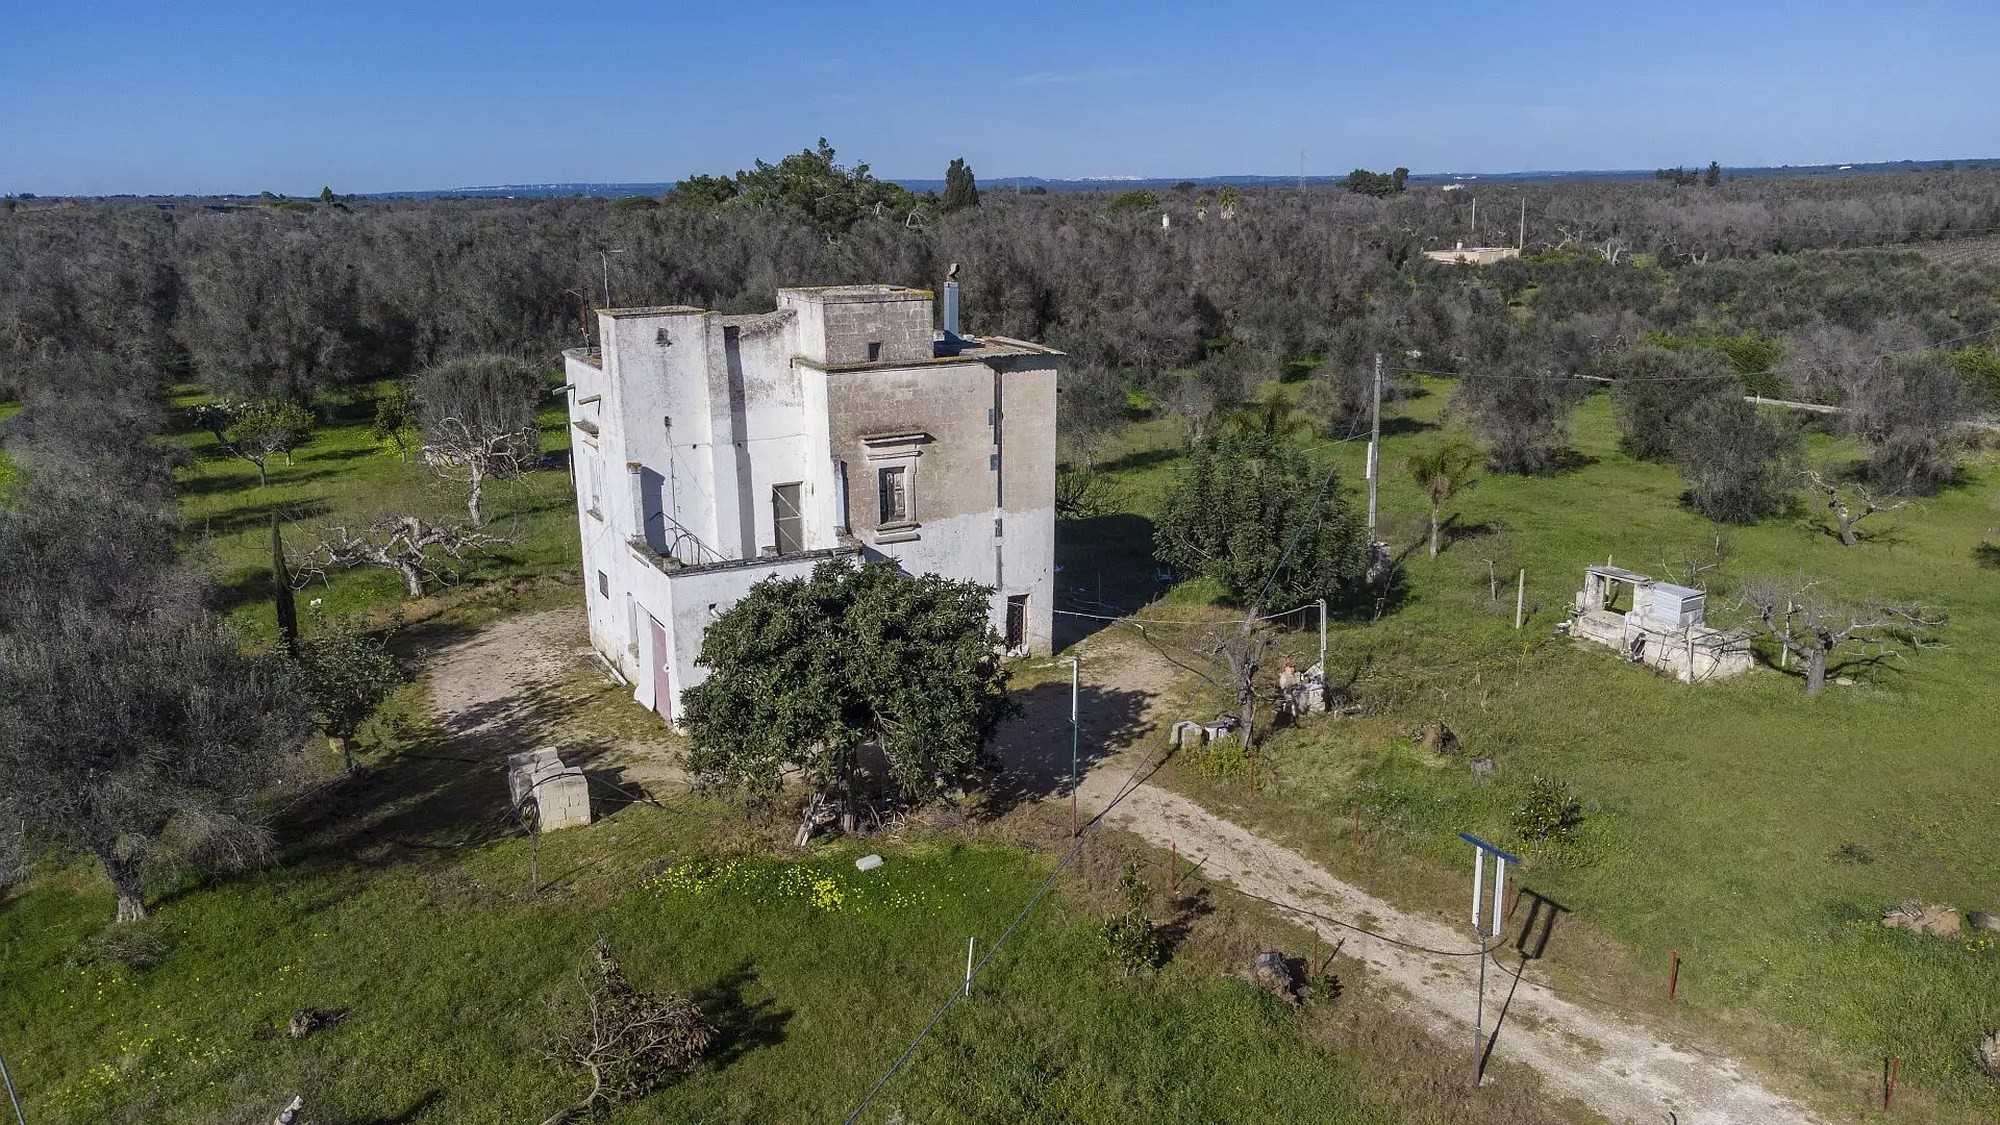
left=1511, top=775, right=1585, bottom=845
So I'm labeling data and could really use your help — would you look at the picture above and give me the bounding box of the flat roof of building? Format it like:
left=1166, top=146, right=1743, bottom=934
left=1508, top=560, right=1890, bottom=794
left=778, top=284, right=932, bottom=303
left=597, top=305, right=706, bottom=319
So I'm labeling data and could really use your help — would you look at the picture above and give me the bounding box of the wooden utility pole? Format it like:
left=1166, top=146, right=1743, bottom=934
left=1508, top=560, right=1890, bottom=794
left=1366, top=352, right=1383, bottom=540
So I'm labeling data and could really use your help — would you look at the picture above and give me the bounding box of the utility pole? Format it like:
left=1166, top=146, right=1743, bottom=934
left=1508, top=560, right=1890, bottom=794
left=1518, top=197, right=1526, bottom=250
left=600, top=246, right=624, bottom=306
left=1366, top=353, right=1383, bottom=542
left=1469, top=197, right=1476, bottom=243
left=1069, top=655, right=1080, bottom=838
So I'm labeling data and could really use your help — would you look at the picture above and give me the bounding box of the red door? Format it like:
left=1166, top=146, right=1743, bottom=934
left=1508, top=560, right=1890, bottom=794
left=647, top=615, right=671, bottom=722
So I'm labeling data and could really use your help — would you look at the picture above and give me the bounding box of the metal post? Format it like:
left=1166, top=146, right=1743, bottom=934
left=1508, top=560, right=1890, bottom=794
left=598, top=248, right=626, bottom=308
left=1514, top=569, right=1526, bottom=629
left=1491, top=855, right=1506, bottom=938
left=1316, top=598, right=1327, bottom=676
left=1069, top=655, right=1080, bottom=838
left=0, top=1040, right=24, bottom=1125
left=1470, top=840, right=1485, bottom=1088
left=965, top=936, right=976, bottom=998
left=1366, top=353, right=1383, bottom=540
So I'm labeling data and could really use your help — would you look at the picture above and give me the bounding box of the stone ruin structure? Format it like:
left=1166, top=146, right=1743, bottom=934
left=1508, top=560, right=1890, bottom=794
left=1567, top=564, right=1753, bottom=683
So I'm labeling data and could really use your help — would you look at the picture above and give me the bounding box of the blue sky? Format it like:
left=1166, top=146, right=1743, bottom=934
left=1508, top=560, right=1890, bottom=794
left=4, top=0, right=1995, bottom=195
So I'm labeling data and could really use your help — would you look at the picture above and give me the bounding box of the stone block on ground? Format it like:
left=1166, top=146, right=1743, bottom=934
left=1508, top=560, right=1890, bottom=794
left=1979, top=1029, right=2000, bottom=1080
left=1967, top=910, right=1999, bottom=933
left=1881, top=900, right=1961, bottom=938
left=1249, top=950, right=1304, bottom=1006
left=505, top=748, right=593, bottom=831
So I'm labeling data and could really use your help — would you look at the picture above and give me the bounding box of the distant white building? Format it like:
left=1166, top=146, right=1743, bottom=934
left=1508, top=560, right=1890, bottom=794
left=561, top=282, right=1061, bottom=727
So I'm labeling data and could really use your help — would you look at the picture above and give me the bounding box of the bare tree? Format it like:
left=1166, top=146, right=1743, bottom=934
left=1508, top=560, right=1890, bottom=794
left=296, top=515, right=505, bottom=598
left=1738, top=578, right=1946, bottom=697
left=412, top=355, right=546, bottom=527
left=1801, top=468, right=1913, bottom=546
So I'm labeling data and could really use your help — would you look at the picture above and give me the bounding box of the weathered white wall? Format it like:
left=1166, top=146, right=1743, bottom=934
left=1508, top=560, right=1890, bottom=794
left=573, top=287, right=1063, bottom=733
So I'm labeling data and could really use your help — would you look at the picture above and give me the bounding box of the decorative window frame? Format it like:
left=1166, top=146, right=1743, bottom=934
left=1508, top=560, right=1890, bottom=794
left=861, top=432, right=932, bottom=543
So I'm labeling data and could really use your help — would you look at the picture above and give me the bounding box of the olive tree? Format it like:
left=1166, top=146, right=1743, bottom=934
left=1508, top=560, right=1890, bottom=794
left=192, top=398, right=317, bottom=486
left=680, top=559, right=1013, bottom=844
left=294, top=611, right=400, bottom=771
left=0, top=603, right=303, bottom=921
left=1451, top=361, right=1586, bottom=474
left=412, top=355, right=546, bottom=527
left=1669, top=396, right=1801, bottom=524
left=1737, top=578, right=1945, bottom=697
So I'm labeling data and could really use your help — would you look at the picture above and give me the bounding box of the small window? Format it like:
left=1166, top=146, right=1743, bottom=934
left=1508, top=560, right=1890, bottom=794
left=988, top=452, right=1000, bottom=472
left=866, top=341, right=883, bottom=361
left=597, top=570, right=609, bottom=598
left=1005, top=594, right=1028, bottom=651
left=878, top=466, right=909, bottom=523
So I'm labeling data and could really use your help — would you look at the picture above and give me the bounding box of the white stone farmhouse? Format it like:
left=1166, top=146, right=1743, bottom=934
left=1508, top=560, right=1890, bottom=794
left=561, top=281, right=1061, bottom=727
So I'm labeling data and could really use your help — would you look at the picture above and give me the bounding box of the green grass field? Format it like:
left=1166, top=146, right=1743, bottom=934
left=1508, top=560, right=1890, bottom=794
left=1081, top=379, right=2000, bottom=1116
left=167, top=382, right=582, bottom=641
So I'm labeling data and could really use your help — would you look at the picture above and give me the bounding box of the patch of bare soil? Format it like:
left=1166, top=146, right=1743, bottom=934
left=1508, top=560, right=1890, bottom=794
left=422, top=604, right=686, bottom=790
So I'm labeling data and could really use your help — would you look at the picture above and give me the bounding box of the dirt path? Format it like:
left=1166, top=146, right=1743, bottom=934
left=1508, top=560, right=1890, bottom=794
left=426, top=608, right=1829, bottom=1123
left=1000, top=630, right=1830, bottom=1125
left=422, top=605, right=686, bottom=788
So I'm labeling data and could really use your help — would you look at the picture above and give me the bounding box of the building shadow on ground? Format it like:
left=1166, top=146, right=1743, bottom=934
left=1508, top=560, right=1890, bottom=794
left=982, top=681, right=1153, bottom=817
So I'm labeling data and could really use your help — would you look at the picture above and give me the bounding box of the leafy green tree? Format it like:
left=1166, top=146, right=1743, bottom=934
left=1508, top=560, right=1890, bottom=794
left=1343, top=168, right=1406, bottom=197
left=668, top=174, right=738, bottom=209
left=1703, top=161, right=1722, bottom=188
left=319, top=185, right=336, bottom=204
left=204, top=398, right=316, bottom=486
left=272, top=515, right=299, bottom=656
left=730, top=138, right=923, bottom=234
left=1107, top=189, right=1161, bottom=212
left=371, top=381, right=418, bottom=460
left=1610, top=345, right=1738, bottom=461
left=1154, top=434, right=1369, bottom=611
left=680, top=560, right=1013, bottom=841
left=942, top=157, right=980, bottom=212
left=293, top=610, right=400, bottom=771
left=1669, top=396, right=1801, bottom=523
left=1406, top=441, right=1481, bottom=557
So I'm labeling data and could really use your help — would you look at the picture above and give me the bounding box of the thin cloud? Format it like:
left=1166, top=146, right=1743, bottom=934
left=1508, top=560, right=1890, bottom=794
left=1013, top=66, right=1146, bottom=87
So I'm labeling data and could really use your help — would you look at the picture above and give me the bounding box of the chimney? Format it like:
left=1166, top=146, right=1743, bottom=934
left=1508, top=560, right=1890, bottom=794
left=942, top=262, right=961, bottom=337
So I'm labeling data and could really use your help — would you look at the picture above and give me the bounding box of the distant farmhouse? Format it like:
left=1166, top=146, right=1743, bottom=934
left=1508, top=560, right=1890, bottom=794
left=562, top=280, right=1061, bottom=726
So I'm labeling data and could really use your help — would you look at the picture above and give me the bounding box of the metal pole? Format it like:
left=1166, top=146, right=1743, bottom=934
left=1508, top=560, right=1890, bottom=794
left=1514, top=569, right=1526, bottom=629
left=964, top=936, right=976, bottom=998
left=1518, top=196, right=1526, bottom=250
left=0, top=1041, right=24, bottom=1125
left=1474, top=931, right=1487, bottom=1089
left=598, top=248, right=626, bottom=308
left=1366, top=353, right=1382, bottom=540
left=1069, top=655, right=1080, bottom=838
left=1316, top=597, right=1327, bottom=675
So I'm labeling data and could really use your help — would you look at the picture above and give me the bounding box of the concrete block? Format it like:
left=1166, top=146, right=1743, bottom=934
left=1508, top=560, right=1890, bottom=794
left=506, top=748, right=593, bottom=831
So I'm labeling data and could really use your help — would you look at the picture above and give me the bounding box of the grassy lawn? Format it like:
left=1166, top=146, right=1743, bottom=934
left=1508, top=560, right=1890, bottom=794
left=1076, top=379, right=2000, bottom=1116
left=168, top=382, right=581, bottom=642
left=1, top=719, right=1403, bottom=1123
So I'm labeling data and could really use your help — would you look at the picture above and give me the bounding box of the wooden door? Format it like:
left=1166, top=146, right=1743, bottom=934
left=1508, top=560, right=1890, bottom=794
left=647, top=615, right=671, bottom=722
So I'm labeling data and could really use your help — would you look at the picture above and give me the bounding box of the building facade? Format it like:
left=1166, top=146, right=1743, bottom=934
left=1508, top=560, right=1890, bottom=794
left=561, top=282, right=1061, bottom=727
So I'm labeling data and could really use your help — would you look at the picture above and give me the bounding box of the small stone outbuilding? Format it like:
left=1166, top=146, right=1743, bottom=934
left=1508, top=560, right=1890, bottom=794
left=1568, top=565, right=1753, bottom=683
